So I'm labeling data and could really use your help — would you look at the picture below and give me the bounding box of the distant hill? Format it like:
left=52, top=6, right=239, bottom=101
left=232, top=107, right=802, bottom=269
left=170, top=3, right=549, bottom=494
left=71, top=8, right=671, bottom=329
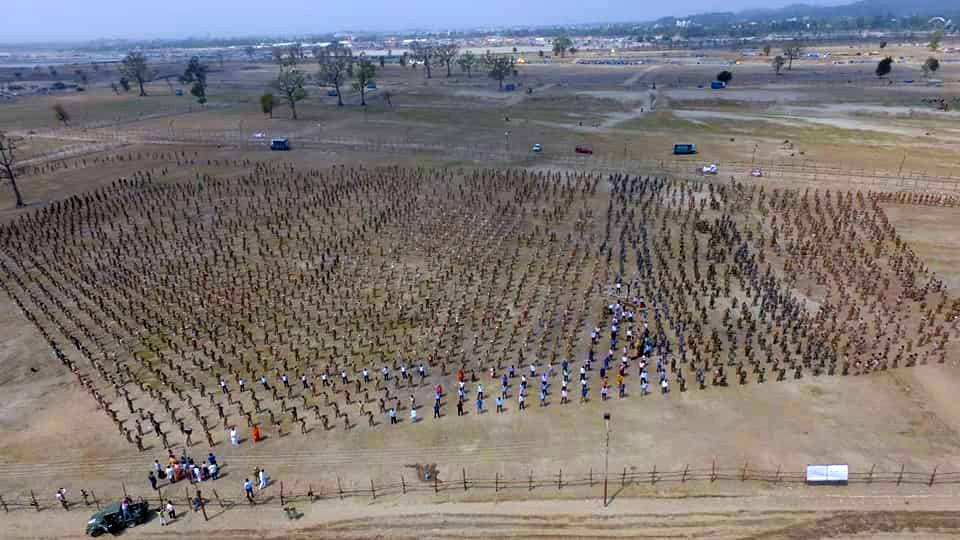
left=655, top=0, right=957, bottom=27
left=740, top=0, right=953, bottom=19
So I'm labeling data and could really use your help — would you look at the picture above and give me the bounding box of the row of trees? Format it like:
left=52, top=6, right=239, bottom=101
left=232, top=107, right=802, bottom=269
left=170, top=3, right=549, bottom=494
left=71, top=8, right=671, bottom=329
left=111, top=52, right=211, bottom=104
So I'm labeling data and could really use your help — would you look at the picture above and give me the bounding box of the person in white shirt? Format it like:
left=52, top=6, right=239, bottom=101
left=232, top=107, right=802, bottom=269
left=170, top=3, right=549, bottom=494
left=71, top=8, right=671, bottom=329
left=258, top=468, right=268, bottom=490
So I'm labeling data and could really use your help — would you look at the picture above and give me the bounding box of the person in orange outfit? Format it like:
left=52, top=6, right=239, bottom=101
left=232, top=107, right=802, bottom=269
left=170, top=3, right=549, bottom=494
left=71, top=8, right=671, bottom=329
left=252, top=425, right=261, bottom=442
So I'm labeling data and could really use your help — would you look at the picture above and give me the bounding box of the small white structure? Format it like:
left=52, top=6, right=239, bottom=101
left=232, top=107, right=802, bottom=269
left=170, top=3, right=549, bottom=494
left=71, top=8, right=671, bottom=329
left=805, top=464, right=849, bottom=485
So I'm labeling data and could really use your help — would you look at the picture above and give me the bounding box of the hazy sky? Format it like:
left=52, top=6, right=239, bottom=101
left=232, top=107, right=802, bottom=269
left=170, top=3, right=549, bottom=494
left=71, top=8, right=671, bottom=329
left=5, top=0, right=849, bottom=43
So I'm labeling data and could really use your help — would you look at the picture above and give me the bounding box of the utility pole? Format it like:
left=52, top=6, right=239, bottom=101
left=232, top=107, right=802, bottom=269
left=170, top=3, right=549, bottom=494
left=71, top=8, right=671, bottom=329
left=504, top=130, right=510, bottom=157
left=603, top=412, right=611, bottom=507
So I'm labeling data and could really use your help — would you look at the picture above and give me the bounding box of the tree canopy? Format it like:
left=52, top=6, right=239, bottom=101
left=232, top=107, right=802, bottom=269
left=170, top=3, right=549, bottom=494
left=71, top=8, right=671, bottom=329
left=352, top=58, right=377, bottom=106
left=180, top=56, right=209, bottom=105
left=274, top=68, right=307, bottom=119
left=319, top=57, right=350, bottom=107
left=119, top=52, right=151, bottom=96
left=553, top=35, right=573, bottom=58
left=484, top=53, right=516, bottom=90
left=875, top=56, right=893, bottom=78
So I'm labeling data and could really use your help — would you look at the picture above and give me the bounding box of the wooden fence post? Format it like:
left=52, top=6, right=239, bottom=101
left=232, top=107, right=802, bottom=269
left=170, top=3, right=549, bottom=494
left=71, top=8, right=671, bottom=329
left=434, top=473, right=438, bottom=494
left=370, top=479, right=376, bottom=500
left=681, top=464, right=689, bottom=483
left=462, top=468, right=467, bottom=491
left=897, top=464, right=905, bottom=486
left=197, top=488, right=208, bottom=521
left=401, top=475, right=406, bottom=495
left=650, top=465, right=657, bottom=485
left=280, top=481, right=284, bottom=506
left=741, top=461, right=749, bottom=482
left=121, top=482, right=127, bottom=498
left=558, top=469, right=562, bottom=490
left=30, top=490, right=39, bottom=511
left=621, top=467, right=626, bottom=488
left=711, top=459, right=717, bottom=482
left=930, top=466, right=938, bottom=487
left=81, top=489, right=90, bottom=507
left=157, top=486, right=163, bottom=508
left=337, top=477, right=343, bottom=500
left=529, top=471, right=533, bottom=492
left=495, top=472, right=499, bottom=492
left=0, top=495, right=6, bottom=512
left=91, top=490, right=100, bottom=510
left=213, top=488, right=223, bottom=508
left=868, top=464, right=875, bottom=484
left=775, top=465, right=782, bottom=483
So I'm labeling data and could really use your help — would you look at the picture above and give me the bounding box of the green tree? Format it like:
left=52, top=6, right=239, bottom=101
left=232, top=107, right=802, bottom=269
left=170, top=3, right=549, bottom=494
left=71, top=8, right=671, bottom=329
left=244, top=46, right=256, bottom=60
left=717, top=70, right=733, bottom=84
left=930, top=29, right=943, bottom=51
left=772, top=56, right=786, bottom=75
left=0, top=131, right=25, bottom=207
left=457, top=51, right=478, bottom=78
left=52, top=103, right=70, bottom=127
left=352, top=58, right=376, bottom=106
left=879, top=41, right=887, bottom=49
left=260, top=92, right=275, bottom=118
left=922, top=57, right=940, bottom=78
left=118, top=78, right=131, bottom=92
left=274, top=68, right=307, bottom=119
left=484, top=53, right=516, bottom=90
left=762, top=44, right=771, bottom=56
left=319, top=57, right=350, bottom=107
left=180, top=56, right=209, bottom=105
left=553, top=35, right=572, bottom=58
left=875, top=56, right=893, bottom=78
left=120, top=51, right=151, bottom=96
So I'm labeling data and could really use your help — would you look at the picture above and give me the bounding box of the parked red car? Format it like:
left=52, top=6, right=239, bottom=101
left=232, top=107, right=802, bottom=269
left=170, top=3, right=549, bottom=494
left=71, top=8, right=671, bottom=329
left=575, top=145, right=593, bottom=154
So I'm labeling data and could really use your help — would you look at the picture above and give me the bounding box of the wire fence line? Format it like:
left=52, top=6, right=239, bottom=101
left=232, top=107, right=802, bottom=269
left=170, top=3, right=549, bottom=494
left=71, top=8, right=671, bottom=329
left=2, top=463, right=958, bottom=514
left=16, top=126, right=960, bottom=196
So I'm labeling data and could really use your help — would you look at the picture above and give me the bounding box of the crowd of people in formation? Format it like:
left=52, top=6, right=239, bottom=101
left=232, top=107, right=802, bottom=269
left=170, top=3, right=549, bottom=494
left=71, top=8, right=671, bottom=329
left=0, top=162, right=954, bottom=467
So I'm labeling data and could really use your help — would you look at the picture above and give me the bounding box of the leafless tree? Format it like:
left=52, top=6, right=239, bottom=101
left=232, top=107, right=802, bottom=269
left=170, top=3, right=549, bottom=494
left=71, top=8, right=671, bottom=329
left=319, top=57, right=350, bottom=107
left=0, top=132, right=25, bottom=208
left=408, top=42, right=435, bottom=79
left=434, top=44, right=460, bottom=77
left=274, top=68, right=307, bottom=119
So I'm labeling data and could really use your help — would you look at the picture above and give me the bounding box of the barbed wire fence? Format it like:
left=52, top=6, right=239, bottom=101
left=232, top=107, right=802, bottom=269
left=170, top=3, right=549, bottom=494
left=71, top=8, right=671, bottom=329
left=2, top=463, right=958, bottom=515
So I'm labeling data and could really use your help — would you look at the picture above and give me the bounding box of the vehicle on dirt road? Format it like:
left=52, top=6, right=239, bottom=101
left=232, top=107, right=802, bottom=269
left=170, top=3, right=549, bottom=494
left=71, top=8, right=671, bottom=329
left=751, top=167, right=763, bottom=177
left=575, top=145, right=593, bottom=155
left=270, top=138, right=291, bottom=151
left=86, top=500, right=150, bottom=536
left=673, top=143, right=697, bottom=155
left=532, top=144, right=543, bottom=153
left=702, top=163, right=719, bottom=175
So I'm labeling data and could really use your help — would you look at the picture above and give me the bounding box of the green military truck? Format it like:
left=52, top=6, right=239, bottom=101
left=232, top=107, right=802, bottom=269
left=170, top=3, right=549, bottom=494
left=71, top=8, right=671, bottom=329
left=85, top=499, right=150, bottom=536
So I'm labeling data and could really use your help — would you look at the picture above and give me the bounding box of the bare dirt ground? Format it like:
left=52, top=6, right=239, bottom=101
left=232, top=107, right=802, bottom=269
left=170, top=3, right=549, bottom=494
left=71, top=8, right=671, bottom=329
left=0, top=43, right=959, bottom=538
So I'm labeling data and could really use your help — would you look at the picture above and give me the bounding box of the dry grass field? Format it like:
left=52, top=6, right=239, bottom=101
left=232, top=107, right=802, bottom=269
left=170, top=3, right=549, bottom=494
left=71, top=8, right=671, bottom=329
left=0, top=43, right=958, bottom=538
